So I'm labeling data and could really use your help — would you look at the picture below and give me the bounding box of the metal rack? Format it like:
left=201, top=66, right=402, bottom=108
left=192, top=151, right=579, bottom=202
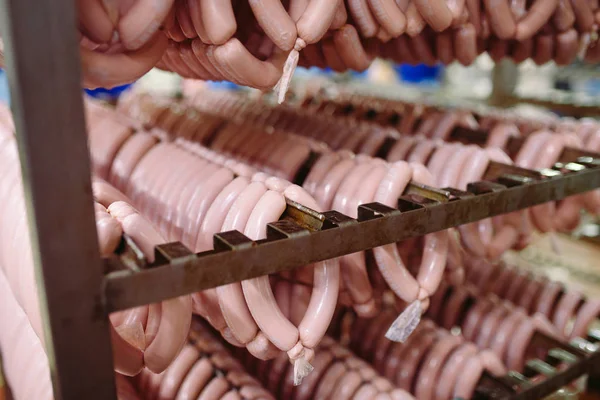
left=1, top=1, right=600, bottom=399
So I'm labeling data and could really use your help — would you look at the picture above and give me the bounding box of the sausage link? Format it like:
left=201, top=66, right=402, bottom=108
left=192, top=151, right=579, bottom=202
left=297, top=0, right=343, bottom=43
left=555, top=28, right=579, bottom=65
left=571, top=0, right=596, bottom=30
left=347, top=0, right=380, bottom=37
left=333, top=25, right=373, bottom=71
left=413, top=0, right=453, bottom=31
left=200, top=0, right=237, bottom=45
left=453, top=23, right=478, bottom=65
left=367, top=0, right=408, bottom=36
left=248, top=0, right=298, bottom=51
left=484, top=0, right=517, bottom=39
left=533, top=33, right=554, bottom=64
left=118, top=0, right=174, bottom=50
left=515, top=0, right=559, bottom=40
left=553, top=0, right=576, bottom=31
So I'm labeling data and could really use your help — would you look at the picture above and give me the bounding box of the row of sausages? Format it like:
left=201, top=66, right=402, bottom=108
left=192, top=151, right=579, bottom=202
left=183, top=87, right=600, bottom=239
left=69, top=0, right=600, bottom=91
left=465, top=258, right=600, bottom=340
left=0, top=129, right=152, bottom=399
left=133, top=320, right=275, bottom=400
left=115, top=92, right=459, bottom=341
left=87, top=100, right=346, bottom=385
left=116, top=89, right=600, bottom=342
left=345, top=310, right=507, bottom=399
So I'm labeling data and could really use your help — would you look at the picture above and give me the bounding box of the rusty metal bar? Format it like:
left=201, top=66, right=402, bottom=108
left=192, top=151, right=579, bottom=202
left=104, top=163, right=600, bottom=312
left=0, top=0, right=116, bottom=398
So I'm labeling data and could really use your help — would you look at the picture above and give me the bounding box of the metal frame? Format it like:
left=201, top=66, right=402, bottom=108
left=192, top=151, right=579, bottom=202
left=1, top=2, right=600, bottom=399
left=0, top=0, right=116, bottom=398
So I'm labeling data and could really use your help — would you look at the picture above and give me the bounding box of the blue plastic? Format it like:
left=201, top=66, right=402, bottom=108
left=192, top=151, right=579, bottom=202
left=0, top=69, right=10, bottom=105
left=84, top=83, right=133, bottom=101
left=396, top=64, right=443, bottom=83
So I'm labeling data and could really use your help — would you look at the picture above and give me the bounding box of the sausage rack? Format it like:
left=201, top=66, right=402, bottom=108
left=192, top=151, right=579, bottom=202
left=2, top=1, right=600, bottom=399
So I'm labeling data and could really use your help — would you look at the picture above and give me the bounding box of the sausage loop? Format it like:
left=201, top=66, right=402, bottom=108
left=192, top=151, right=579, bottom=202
left=385, top=299, right=422, bottom=342
left=275, top=38, right=306, bottom=104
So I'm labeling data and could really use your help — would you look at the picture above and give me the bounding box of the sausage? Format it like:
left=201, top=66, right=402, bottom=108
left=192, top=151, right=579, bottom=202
left=213, top=38, right=285, bottom=90
left=77, top=0, right=116, bottom=44
left=412, top=0, right=453, bottom=31
left=199, top=0, right=237, bottom=45
left=81, top=31, right=167, bottom=89
left=408, top=32, right=437, bottom=66
left=484, top=0, right=517, bottom=39
left=333, top=25, right=373, bottom=71
left=297, top=0, right=343, bottom=43
left=216, top=181, right=268, bottom=345
left=95, top=203, right=124, bottom=257
left=372, top=162, right=418, bottom=303
left=118, top=0, right=174, bottom=50
left=553, top=0, right=576, bottom=31
left=453, top=23, right=478, bottom=65
left=436, top=343, right=478, bottom=400
left=367, top=0, right=407, bottom=36
left=515, top=0, right=559, bottom=40
left=571, top=0, right=596, bottom=31
left=555, top=29, right=579, bottom=65
left=282, top=185, right=340, bottom=349
left=331, top=1, right=349, bottom=29
left=416, top=334, right=462, bottom=400
left=240, top=190, right=298, bottom=350
left=347, top=0, right=380, bottom=37
left=248, top=0, right=298, bottom=51
left=333, top=162, right=380, bottom=314
left=436, top=31, right=455, bottom=64
left=533, top=33, right=555, bottom=64
left=570, top=298, right=600, bottom=338
left=511, top=38, right=534, bottom=63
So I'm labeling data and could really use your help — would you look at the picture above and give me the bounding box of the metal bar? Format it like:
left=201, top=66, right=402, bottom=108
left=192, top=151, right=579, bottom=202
left=104, top=165, right=600, bottom=312
left=0, top=1, right=117, bottom=399
left=513, top=351, right=600, bottom=399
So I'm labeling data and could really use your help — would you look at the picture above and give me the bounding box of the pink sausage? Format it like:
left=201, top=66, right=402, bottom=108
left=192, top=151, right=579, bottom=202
left=436, top=343, right=478, bottom=400
left=553, top=290, right=583, bottom=336
left=570, top=298, right=600, bottom=338
left=217, top=182, right=268, bottom=345
left=372, top=162, right=417, bottom=303
left=415, top=334, right=462, bottom=400
left=284, top=185, right=342, bottom=349
left=242, top=190, right=299, bottom=351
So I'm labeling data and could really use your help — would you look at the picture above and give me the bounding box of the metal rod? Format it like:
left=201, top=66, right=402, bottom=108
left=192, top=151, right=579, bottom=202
left=0, top=1, right=116, bottom=398
left=104, top=165, right=600, bottom=312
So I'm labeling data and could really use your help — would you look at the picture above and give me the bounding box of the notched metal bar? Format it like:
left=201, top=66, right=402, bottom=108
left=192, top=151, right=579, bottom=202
left=405, top=182, right=451, bottom=203
left=577, top=156, right=600, bottom=168
left=523, top=359, right=556, bottom=378
left=213, top=231, right=254, bottom=251
left=267, top=220, right=310, bottom=241
left=497, top=174, right=534, bottom=187
left=357, top=202, right=399, bottom=221
left=153, top=242, right=196, bottom=266
left=473, top=372, right=517, bottom=399
left=321, top=210, right=357, bottom=230
left=467, top=181, right=507, bottom=194
left=552, top=162, right=586, bottom=173
left=485, top=161, right=543, bottom=181
left=282, top=198, right=325, bottom=231
left=539, top=168, right=562, bottom=178
left=114, top=233, right=147, bottom=271
left=397, top=195, right=426, bottom=211
left=441, top=187, right=474, bottom=200
left=559, top=147, right=600, bottom=164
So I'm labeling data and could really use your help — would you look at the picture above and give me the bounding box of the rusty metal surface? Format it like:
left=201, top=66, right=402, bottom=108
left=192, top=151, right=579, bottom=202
left=104, top=163, right=600, bottom=312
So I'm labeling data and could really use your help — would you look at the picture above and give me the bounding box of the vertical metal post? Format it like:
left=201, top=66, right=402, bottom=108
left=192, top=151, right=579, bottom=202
left=0, top=1, right=116, bottom=399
